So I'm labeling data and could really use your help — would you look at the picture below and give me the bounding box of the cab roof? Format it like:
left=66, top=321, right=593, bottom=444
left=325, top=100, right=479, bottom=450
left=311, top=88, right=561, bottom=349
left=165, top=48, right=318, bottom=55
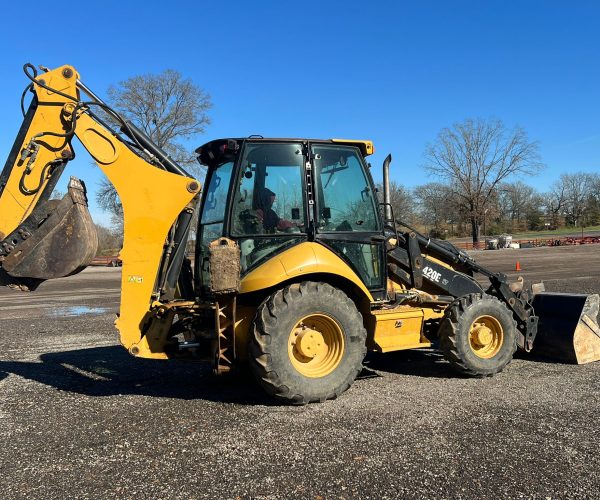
left=195, top=137, right=374, bottom=165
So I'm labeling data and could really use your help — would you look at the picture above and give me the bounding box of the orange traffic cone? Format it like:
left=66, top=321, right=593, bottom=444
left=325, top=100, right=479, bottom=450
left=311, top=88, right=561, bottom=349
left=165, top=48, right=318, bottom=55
left=515, top=261, right=521, bottom=271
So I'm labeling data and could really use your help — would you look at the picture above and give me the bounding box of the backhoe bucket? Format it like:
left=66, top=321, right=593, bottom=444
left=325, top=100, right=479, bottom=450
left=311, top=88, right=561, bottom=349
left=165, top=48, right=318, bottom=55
left=1, top=177, right=98, bottom=286
left=531, top=292, right=600, bottom=364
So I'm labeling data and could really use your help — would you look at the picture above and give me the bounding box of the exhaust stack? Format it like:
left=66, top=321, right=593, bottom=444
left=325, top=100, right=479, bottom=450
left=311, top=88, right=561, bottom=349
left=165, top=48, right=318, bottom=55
left=382, top=154, right=392, bottom=224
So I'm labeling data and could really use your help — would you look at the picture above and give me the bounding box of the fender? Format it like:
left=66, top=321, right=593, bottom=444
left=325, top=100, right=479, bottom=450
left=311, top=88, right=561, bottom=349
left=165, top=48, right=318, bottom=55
left=240, top=241, right=374, bottom=302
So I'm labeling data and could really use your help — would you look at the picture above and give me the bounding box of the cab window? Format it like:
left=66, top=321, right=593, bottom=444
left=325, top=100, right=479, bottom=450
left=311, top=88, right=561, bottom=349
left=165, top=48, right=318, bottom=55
left=197, top=161, right=234, bottom=291
left=200, top=161, right=234, bottom=225
left=231, top=143, right=306, bottom=236
left=230, top=142, right=307, bottom=273
left=312, top=145, right=379, bottom=232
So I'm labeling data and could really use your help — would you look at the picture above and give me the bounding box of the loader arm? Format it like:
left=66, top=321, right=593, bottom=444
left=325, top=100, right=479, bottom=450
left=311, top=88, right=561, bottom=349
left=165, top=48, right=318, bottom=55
left=0, top=64, right=200, bottom=358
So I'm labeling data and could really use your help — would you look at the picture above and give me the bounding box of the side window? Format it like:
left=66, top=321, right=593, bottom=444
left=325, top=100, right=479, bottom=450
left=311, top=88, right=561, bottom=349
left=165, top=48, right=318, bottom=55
left=231, top=143, right=306, bottom=236
left=197, top=161, right=234, bottom=292
left=200, top=161, right=234, bottom=224
left=326, top=241, right=384, bottom=290
left=312, top=146, right=379, bottom=232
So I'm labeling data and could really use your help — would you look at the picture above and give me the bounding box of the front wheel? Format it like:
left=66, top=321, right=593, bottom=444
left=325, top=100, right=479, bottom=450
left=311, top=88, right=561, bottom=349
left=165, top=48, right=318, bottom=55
left=249, top=282, right=367, bottom=404
left=438, top=293, right=517, bottom=377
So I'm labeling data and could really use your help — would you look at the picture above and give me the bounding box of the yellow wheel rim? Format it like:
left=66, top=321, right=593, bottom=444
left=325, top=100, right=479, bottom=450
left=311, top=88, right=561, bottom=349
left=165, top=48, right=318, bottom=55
left=469, top=315, right=504, bottom=359
left=288, top=314, right=345, bottom=378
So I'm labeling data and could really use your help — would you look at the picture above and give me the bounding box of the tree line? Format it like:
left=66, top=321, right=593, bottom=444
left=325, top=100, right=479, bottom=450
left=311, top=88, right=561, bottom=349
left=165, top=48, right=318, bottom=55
left=386, top=171, right=600, bottom=241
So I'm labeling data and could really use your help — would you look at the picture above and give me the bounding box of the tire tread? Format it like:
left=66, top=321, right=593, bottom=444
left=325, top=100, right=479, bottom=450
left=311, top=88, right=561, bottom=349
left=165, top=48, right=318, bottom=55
left=439, top=293, right=518, bottom=377
left=250, top=281, right=367, bottom=404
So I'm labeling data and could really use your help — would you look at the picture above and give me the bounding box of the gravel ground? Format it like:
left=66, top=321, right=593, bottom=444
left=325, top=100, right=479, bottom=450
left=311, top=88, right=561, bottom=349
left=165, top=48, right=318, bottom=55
left=1, top=246, right=599, bottom=499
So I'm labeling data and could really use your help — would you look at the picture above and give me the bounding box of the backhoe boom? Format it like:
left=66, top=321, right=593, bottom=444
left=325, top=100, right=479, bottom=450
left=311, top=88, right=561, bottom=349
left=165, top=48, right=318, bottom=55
left=0, top=64, right=201, bottom=359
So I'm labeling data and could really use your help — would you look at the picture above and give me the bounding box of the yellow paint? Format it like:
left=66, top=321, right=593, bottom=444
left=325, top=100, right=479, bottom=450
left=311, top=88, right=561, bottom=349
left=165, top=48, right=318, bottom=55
left=331, top=139, right=374, bottom=156
left=469, top=315, right=504, bottom=359
left=368, top=306, right=439, bottom=353
left=240, top=241, right=374, bottom=302
left=0, top=65, right=200, bottom=359
left=387, top=278, right=408, bottom=294
left=74, top=112, right=199, bottom=358
left=0, top=66, right=79, bottom=237
left=288, top=313, right=345, bottom=378
left=81, top=128, right=119, bottom=164
left=421, top=253, right=454, bottom=271
left=233, top=305, right=256, bottom=361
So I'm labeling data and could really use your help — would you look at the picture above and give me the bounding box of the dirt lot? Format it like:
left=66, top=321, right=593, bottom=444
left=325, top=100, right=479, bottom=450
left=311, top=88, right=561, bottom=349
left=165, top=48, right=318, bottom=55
left=1, top=245, right=599, bottom=499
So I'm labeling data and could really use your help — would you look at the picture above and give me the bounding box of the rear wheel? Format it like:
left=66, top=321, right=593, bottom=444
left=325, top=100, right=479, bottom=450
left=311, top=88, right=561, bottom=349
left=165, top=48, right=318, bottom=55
left=438, top=293, right=517, bottom=377
left=249, top=281, right=367, bottom=404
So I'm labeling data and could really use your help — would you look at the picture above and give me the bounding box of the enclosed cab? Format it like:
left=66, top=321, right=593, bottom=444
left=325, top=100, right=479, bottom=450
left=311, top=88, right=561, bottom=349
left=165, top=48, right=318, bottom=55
left=195, top=138, right=384, bottom=300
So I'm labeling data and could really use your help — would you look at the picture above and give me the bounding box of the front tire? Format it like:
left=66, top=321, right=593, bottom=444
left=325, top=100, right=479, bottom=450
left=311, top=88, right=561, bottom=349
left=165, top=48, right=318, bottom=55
left=438, top=293, right=517, bottom=377
left=249, top=282, right=367, bottom=404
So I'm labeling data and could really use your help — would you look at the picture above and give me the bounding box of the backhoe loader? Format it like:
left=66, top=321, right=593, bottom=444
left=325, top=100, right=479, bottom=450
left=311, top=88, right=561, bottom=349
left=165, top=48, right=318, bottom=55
left=1, top=64, right=599, bottom=404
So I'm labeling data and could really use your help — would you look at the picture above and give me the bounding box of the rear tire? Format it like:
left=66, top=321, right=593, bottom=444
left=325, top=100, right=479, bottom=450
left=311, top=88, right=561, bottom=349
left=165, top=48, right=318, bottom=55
left=249, top=282, right=367, bottom=404
left=438, top=293, right=517, bottom=377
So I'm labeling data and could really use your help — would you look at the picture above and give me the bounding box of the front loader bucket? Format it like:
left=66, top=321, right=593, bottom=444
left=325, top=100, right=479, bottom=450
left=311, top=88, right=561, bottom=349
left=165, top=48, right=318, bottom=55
left=0, top=177, right=98, bottom=288
left=531, top=292, right=600, bottom=364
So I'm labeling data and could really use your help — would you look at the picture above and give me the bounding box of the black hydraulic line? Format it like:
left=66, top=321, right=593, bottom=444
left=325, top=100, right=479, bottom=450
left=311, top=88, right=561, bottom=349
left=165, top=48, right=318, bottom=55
left=120, top=121, right=191, bottom=177
left=19, top=160, right=60, bottom=195
left=23, top=64, right=79, bottom=102
left=393, top=222, right=537, bottom=348
left=85, top=109, right=141, bottom=152
left=76, top=80, right=153, bottom=156
left=20, top=84, right=34, bottom=117
left=396, top=219, right=496, bottom=278
left=0, top=95, right=38, bottom=198
left=22, top=65, right=191, bottom=178
left=161, top=209, right=195, bottom=301
left=78, top=75, right=189, bottom=176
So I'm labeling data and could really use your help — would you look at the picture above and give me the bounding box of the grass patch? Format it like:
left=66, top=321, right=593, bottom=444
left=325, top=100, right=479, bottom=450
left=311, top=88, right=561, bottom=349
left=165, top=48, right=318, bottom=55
left=508, top=226, right=600, bottom=239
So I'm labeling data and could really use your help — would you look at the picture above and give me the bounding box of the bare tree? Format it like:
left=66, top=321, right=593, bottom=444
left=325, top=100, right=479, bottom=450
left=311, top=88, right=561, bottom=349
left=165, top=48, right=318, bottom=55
left=96, top=180, right=124, bottom=230
left=414, top=182, right=459, bottom=233
left=96, top=69, right=212, bottom=226
left=550, top=172, right=599, bottom=227
left=496, top=181, right=541, bottom=231
left=377, top=181, right=415, bottom=224
left=95, top=223, right=123, bottom=255
left=424, top=118, right=543, bottom=244
left=545, top=182, right=567, bottom=229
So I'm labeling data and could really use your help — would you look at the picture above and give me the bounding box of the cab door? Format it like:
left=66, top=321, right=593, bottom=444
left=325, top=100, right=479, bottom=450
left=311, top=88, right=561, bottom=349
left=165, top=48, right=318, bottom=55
left=311, top=144, right=386, bottom=298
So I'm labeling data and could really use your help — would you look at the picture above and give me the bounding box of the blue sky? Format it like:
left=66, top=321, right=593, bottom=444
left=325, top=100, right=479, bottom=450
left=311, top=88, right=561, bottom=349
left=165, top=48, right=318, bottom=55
left=1, top=0, right=598, bottom=225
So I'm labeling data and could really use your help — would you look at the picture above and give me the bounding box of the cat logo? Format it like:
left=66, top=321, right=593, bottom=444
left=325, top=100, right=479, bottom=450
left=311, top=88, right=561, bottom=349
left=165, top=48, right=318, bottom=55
left=128, top=275, right=143, bottom=284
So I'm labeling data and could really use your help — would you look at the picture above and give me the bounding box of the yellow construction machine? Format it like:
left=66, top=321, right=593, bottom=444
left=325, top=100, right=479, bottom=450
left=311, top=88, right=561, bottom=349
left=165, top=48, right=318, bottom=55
left=1, top=64, right=599, bottom=403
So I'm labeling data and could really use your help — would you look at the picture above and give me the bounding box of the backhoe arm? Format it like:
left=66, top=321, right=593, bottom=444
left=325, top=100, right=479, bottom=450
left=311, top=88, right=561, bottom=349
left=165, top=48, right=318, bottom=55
left=0, top=64, right=201, bottom=359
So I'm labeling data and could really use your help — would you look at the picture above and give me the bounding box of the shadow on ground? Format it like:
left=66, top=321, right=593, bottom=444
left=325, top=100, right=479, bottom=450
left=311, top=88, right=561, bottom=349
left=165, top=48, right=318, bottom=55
left=364, top=349, right=458, bottom=378
left=0, top=345, right=477, bottom=403
left=0, top=346, right=274, bottom=405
